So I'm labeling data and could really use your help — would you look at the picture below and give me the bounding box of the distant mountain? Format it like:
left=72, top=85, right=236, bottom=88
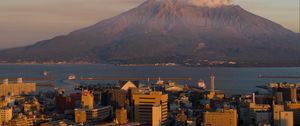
left=0, top=0, right=299, bottom=66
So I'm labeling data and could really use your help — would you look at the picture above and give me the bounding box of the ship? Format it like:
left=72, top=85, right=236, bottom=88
left=198, top=79, right=206, bottom=89
left=68, top=74, right=76, bottom=80
left=42, top=71, right=48, bottom=76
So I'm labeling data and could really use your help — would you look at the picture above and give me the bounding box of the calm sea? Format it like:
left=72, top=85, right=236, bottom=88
left=0, top=64, right=299, bottom=95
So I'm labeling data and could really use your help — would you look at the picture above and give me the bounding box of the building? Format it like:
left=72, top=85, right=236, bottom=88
left=6, top=113, right=33, bottom=126
left=273, top=104, right=284, bottom=126
left=203, top=109, right=238, bottom=126
left=75, top=108, right=87, bottom=124
left=55, top=92, right=81, bottom=113
left=285, top=102, right=300, bottom=126
left=254, top=111, right=271, bottom=125
left=23, top=98, right=41, bottom=113
left=132, top=91, right=168, bottom=126
left=207, top=74, right=216, bottom=99
left=81, top=90, right=94, bottom=109
left=279, top=111, right=293, bottom=126
left=270, top=83, right=299, bottom=102
left=40, top=120, right=76, bottom=126
left=152, top=105, right=162, bottom=126
left=290, top=86, right=297, bottom=103
left=111, top=89, right=127, bottom=108
left=116, top=107, right=127, bottom=125
left=119, top=80, right=138, bottom=91
left=0, top=98, right=8, bottom=108
left=0, top=107, right=12, bottom=126
left=74, top=106, right=112, bottom=124
left=0, top=78, right=36, bottom=96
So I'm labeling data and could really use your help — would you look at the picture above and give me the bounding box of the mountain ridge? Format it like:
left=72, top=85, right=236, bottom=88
left=0, top=0, right=299, bottom=66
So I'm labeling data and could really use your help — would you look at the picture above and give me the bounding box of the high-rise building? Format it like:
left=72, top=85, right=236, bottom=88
left=0, top=107, right=12, bottom=126
left=132, top=91, right=168, bottom=126
left=203, top=109, right=238, bottom=126
left=116, top=107, right=127, bottom=125
left=81, top=90, right=94, bottom=109
left=0, top=78, right=36, bottom=96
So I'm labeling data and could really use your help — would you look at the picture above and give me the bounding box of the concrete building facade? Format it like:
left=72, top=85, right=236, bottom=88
left=0, top=107, right=12, bottom=126
left=132, top=91, right=168, bottom=126
left=203, top=109, right=238, bottom=126
left=0, top=78, right=36, bottom=96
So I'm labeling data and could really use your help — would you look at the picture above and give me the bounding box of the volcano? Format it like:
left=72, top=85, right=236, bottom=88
left=0, top=0, right=299, bottom=66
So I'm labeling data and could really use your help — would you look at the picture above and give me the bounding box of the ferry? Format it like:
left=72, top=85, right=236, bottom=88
left=198, top=79, right=206, bottom=89
left=68, top=74, right=76, bottom=80
left=42, top=71, right=48, bottom=76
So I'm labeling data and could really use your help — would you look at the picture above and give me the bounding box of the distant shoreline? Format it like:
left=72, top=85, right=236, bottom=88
left=0, top=62, right=299, bottom=68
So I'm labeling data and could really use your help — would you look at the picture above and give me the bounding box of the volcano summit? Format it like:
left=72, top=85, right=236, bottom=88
left=0, top=0, right=299, bottom=66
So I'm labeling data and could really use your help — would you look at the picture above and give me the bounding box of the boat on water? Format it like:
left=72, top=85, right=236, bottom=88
left=68, top=74, right=76, bottom=80
left=42, top=71, right=48, bottom=76
left=198, top=79, right=206, bottom=89
left=156, top=77, right=164, bottom=85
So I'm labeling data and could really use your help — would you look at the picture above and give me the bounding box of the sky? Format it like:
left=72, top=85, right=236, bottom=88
left=0, top=0, right=299, bottom=48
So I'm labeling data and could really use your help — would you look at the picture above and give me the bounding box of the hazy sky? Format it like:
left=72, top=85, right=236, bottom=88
left=0, top=0, right=299, bottom=48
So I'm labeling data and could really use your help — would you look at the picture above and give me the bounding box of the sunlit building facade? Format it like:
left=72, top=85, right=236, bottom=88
left=0, top=78, right=36, bottom=96
left=132, top=91, right=168, bottom=126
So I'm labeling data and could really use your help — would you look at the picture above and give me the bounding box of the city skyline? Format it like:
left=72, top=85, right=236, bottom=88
left=0, top=0, right=299, bottom=48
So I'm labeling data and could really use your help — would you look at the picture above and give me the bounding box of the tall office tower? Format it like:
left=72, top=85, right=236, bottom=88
left=81, top=90, right=94, bottom=109
left=203, top=109, right=238, bottom=126
left=132, top=91, right=168, bottom=126
left=116, top=107, right=127, bottom=125
left=290, top=87, right=297, bottom=103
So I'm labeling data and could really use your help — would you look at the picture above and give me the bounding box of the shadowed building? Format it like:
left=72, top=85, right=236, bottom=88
left=116, top=107, right=127, bottom=125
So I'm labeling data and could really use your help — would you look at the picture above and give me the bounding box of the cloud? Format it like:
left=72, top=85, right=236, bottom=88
left=188, top=0, right=233, bottom=7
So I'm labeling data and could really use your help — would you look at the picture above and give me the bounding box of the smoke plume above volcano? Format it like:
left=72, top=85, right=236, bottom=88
left=188, top=0, right=232, bottom=7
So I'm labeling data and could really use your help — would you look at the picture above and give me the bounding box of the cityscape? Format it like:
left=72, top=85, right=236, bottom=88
left=0, top=74, right=299, bottom=126
left=0, top=0, right=299, bottom=126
